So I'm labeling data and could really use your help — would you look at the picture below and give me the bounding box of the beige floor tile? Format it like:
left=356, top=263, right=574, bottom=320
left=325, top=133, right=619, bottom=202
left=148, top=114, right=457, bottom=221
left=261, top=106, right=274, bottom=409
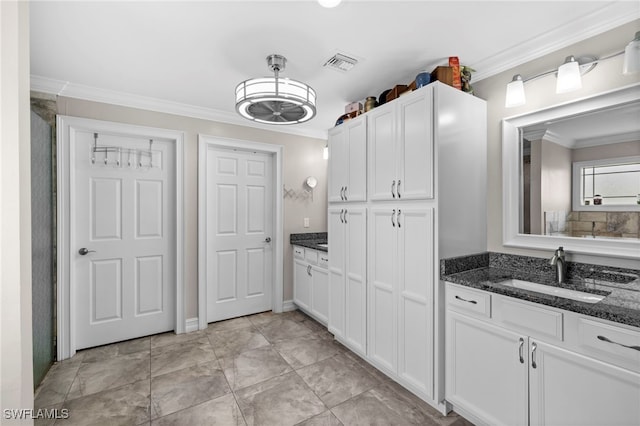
left=295, top=410, right=343, bottom=426
left=150, top=330, right=206, bottom=349
left=246, top=311, right=280, bottom=326
left=59, top=380, right=150, bottom=426
left=297, top=353, right=379, bottom=408
left=151, top=393, right=245, bottom=426
left=256, top=317, right=313, bottom=343
left=331, top=385, right=440, bottom=426
left=66, top=351, right=150, bottom=400
left=80, top=336, right=150, bottom=363
left=208, top=326, right=270, bottom=359
left=274, top=333, right=342, bottom=369
left=151, top=336, right=216, bottom=377
left=150, top=360, right=230, bottom=419
left=34, top=362, right=81, bottom=408
left=235, top=372, right=326, bottom=426
left=219, top=346, right=292, bottom=390
left=206, top=316, right=254, bottom=333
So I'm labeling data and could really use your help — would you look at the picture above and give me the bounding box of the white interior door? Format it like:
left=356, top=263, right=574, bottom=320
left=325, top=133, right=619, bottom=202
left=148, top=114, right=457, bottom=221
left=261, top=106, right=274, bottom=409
left=73, top=131, right=175, bottom=350
left=206, top=147, right=273, bottom=322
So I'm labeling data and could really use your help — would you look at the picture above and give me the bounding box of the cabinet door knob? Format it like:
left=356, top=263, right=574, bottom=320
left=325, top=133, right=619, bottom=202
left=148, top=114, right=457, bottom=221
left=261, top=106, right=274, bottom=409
left=518, top=338, right=525, bottom=364
left=391, top=180, right=396, bottom=198
left=392, top=209, right=396, bottom=227
left=531, top=342, right=537, bottom=369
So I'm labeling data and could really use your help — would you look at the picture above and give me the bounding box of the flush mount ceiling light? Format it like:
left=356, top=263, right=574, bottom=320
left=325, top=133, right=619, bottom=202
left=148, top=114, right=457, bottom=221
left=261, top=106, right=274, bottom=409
left=235, top=54, right=316, bottom=125
left=505, top=31, right=640, bottom=108
left=318, top=0, right=342, bottom=8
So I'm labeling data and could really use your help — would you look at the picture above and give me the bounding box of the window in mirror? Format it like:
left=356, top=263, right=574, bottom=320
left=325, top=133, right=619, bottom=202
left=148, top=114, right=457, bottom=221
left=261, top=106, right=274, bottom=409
left=575, top=158, right=640, bottom=207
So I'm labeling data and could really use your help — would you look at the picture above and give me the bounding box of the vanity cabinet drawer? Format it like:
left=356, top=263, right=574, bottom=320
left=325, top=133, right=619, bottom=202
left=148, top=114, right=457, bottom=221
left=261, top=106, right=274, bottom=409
left=575, top=317, right=640, bottom=373
left=318, top=253, right=329, bottom=269
left=293, top=246, right=304, bottom=259
left=493, top=296, right=563, bottom=342
left=445, top=284, right=491, bottom=318
left=305, top=249, right=318, bottom=265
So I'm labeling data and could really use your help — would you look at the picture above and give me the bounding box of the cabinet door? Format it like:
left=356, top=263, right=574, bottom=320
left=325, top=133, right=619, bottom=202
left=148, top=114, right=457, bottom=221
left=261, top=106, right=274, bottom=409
left=529, top=340, right=640, bottom=426
left=397, top=207, right=434, bottom=398
left=346, top=118, right=367, bottom=202
left=328, top=127, right=348, bottom=203
left=446, top=311, right=529, bottom=426
left=397, top=87, right=433, bottom=200
left=311, top=265, right=329, bottom=325
left=368, top=105, right=397, bottom=201
left=345, top=207, right=367, bottom=356
left=293, top=259, right=311, bottom=311
left=368, top=207, right=398, bottom=374
left=328, top=207, right=345, bottom=339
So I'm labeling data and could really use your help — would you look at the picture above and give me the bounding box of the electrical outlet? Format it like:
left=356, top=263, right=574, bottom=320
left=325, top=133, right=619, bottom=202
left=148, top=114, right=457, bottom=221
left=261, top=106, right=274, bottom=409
left=303, top=217, right=310, bottom=228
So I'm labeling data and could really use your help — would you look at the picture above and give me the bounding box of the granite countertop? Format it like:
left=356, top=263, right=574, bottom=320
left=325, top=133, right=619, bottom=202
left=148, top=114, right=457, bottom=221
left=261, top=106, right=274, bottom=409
left=290, top=232, right=328, bottom=253
left=441, top=252, right=640, bottom=329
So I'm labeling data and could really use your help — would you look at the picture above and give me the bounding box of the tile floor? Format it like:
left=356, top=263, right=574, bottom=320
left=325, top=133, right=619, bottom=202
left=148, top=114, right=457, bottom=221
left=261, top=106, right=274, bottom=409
left=34, top=310, right=473, bottom=426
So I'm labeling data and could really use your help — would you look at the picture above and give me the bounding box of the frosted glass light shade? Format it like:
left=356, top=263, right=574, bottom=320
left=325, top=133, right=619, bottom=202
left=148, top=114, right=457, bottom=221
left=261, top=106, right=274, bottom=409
left=623, top=31, right=640, bottom=75
left=505, top=75, right=526, bottom=108
left=556, top=56, right=582, bottom=94
left=318, top=0, right=342, bottom=7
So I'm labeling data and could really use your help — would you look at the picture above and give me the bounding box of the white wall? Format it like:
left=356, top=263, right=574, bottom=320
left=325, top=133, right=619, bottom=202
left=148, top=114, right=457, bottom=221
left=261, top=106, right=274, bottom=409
left=1, top=1, right=34, bottom=421
left=56, top=97, right=328, bottom=319
left=540, top=139, right=572, bottom=225
left=473, top=19, right=640, bottom=268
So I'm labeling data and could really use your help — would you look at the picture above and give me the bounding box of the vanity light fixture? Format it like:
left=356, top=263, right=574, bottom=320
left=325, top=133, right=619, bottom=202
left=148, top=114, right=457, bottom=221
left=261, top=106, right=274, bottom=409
left=318, top=0, right=342, bottom=8
left=505, top=31, right=640, bottom=108
left=235, top=54, right=317, bottom=125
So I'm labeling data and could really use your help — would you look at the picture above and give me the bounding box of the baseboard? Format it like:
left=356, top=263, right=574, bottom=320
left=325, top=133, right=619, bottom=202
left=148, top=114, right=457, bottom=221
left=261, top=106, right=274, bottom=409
left=282, top=300, right=297, bottom=312
left=185, top=317, right=199, bottom=333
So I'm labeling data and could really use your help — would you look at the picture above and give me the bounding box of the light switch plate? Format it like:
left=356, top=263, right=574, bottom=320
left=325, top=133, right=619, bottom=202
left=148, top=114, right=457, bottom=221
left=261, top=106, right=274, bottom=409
left=303, top=217, right=310, bottom=228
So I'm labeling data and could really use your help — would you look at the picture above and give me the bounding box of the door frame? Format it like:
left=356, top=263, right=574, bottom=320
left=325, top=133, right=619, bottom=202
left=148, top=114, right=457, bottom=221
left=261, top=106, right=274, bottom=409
left=197, top=135, right=284, bottom=330
left=56, top=116, right=185, bottom=360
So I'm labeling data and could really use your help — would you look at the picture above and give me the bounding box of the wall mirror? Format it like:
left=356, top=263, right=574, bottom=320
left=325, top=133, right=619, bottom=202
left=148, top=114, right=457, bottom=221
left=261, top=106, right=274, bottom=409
left=502, top=83, right=640, bottom=259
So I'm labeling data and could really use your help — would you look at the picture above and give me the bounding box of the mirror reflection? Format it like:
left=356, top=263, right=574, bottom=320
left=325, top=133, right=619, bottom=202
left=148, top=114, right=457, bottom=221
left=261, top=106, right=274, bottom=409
left=520, top=100, right=640, bottom=239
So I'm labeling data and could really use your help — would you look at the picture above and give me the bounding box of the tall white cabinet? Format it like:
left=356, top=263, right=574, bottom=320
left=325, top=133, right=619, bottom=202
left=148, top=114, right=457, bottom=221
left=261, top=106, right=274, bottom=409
left=327, top=82, right=486, bottom=413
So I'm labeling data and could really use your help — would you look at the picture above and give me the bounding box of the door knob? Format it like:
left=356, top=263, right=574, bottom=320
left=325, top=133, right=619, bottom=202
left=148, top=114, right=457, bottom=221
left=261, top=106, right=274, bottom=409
left=78, top=248, right=96, bottom=255
left=264, top=237, right=271, bottom=243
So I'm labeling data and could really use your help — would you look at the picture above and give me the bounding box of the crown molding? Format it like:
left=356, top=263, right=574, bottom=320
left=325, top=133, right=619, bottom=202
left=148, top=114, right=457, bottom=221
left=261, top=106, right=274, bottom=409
left=30, top=75, right=328, bottom=140
left=576, top=130, right=640, bottom=148
left=472, top=2, right=640, bottom=82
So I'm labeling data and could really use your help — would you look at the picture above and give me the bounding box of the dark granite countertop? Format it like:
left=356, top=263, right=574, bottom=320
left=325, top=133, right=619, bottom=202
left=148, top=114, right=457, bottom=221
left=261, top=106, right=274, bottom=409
left=290, top=232, right=328, bottom=253
left=441, top=252, right=640, bottom=329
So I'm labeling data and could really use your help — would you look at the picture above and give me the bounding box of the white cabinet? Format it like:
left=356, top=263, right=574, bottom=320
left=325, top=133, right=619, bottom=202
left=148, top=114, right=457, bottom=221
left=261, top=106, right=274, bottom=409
left=368, top=206, right=434, bottom=399
left=293, top=246, right=329, bottom=325
left=328, top=117, right=366, bottom=203
left=368, top=86, right=433, bottom=201
left=328, top=206, right=366, bottom=355
left=445, top=282, right=640, bottom=426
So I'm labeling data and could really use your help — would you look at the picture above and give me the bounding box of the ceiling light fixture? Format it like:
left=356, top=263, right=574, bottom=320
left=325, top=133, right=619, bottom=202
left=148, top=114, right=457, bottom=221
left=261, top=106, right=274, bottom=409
left=235, top=54, right=316, bottom=125
left=318, top=0, right=342, bottom=8
left=505, top=32, right=640, bottom=108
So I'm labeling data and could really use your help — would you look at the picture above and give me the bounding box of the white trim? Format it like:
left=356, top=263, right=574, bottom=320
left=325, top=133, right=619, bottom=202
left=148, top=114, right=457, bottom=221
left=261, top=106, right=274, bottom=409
left=31, top=75, right=327, bottom=140
left=197, top=135, right=284, bottom=331
left=502, top=84, right=640, bottom=260
left=56, top=116, right=185, bottom=360
left=473, top=2, right=640, bottom=81
left=282, top=300, right=297, bottom=312
left=185, top=317, right=199, bottom=333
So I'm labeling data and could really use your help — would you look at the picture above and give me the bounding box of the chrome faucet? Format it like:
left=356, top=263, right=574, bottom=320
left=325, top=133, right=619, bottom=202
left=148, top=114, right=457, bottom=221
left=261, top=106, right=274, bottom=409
left=549, top=246, right=567, bottom=284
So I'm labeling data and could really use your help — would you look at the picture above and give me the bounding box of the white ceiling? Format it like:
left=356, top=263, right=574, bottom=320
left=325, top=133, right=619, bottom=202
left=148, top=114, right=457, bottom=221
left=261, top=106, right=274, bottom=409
left=29, top=1, right=640, bottom=139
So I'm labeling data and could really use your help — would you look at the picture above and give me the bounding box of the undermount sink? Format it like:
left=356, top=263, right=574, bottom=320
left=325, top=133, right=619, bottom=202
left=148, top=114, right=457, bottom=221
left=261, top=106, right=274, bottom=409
left=316, top=243, right=328, bottom=248
left=497, top=279, right=606, bottom=304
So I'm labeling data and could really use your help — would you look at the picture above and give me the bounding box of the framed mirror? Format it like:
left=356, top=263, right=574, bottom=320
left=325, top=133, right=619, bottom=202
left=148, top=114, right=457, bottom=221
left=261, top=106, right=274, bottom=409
left=502, top=83, right=640, bottom=259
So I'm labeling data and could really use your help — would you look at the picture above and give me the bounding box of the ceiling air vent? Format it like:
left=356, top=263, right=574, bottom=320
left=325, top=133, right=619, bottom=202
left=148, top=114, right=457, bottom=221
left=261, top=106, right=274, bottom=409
left=323, top=53, right=358, bottom=72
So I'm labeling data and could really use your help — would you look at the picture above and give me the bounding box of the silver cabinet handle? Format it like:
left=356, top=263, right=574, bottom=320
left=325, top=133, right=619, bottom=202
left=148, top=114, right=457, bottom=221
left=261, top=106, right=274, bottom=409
left=597, top=335, right=640, bottom=352
left=392, top=209, right=396, bottom=227
left=519, top=338, right=525, bottom=364
left=397, top=209, right=401, bottom=228
left=391, top=180, right=396, bottom=198
left=307, top=265, right=312, bottom=276
left=340, top=186, right=345, bottom=200
left=344, top=186, right=348, bottom=201
left=78, top=248, right=96, bottom=255
left=343, top=209, right=348, bottom=224
left=454, top=295, right=477, bottom=304
left=339, top=209, right=344, bottom=223
left=397, top=180, right=402, bottom=198
left=531, top=342, right=537, bottom=369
